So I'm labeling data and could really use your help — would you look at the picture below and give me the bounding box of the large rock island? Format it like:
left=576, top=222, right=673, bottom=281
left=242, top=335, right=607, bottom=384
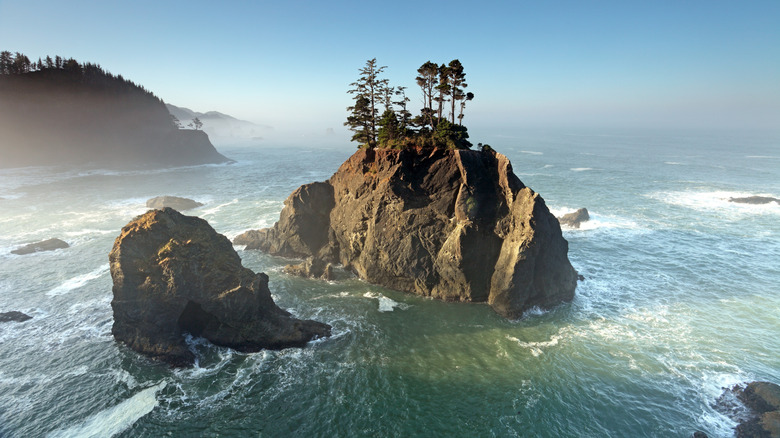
left=0, top=52, right=230, bottom=168
left=110, top=208, right=330, bottom=367
left=237, top=147, right=578, bottom=318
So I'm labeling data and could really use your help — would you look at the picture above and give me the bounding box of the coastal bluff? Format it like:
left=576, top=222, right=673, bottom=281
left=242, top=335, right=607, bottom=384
left=109, top=208, right=330, bottom=367
left=236, top=147, right=578, bottom=318
left=0, top=60, right=230, bottom=168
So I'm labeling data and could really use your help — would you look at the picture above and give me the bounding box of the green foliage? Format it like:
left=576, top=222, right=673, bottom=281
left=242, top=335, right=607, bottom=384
left=343, top=58, right=482, bottom=151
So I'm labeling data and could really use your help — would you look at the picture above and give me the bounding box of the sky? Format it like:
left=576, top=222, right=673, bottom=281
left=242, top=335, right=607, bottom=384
left=1, top=0, right=778, bottom=141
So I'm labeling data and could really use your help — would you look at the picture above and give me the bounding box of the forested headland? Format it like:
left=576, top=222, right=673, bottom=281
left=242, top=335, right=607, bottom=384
left=0, top=51, right=228, bottom=168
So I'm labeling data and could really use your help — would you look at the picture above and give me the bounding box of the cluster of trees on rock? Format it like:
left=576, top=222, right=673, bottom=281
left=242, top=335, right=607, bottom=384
left=345, top=58, right=475, bottom=150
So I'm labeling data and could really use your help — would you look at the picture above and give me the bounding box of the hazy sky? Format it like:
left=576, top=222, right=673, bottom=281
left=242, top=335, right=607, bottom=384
left=1, top=0, right=778, bottom=138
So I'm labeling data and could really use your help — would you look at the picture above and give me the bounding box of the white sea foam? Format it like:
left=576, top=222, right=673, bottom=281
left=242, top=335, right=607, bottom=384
left=363, top=292, right=410, bottom=312
left=542, top=164, right=554, bottom=168
left=48, top=382, right=166, bottom=438
left=47, top=264, right=109, bottom=297
left=570, top=167, right=593, bottom=172
left=521, top=150, right=543, bottom=155
left=746, top=155, right=780, bottom=159
left=664, top=161, right=683, bottom=165
left=200, top=198, right=238, bottom=216
left=647, top=190, right=780, bottom=215
left=507, top=334, right=562, bottom=357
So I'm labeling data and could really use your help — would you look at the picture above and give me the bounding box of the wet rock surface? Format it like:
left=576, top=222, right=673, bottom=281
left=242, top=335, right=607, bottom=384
left=11, top=238, right=69, bottom=255
left=0, top=311, right=32, bottom=323
left=110, top=208, right=330, bottom=367
left=557, top=208, right=590, bottom=228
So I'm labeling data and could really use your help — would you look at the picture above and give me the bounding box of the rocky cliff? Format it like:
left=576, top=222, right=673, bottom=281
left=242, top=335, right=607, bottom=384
left=0, top=65, right=230, bottom=168
left=110, top=208, right=330, bottom=367
left=237, top=147, right=578, bottom=318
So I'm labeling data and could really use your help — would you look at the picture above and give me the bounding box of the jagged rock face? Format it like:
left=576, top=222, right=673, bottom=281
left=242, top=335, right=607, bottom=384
left=110, top=208, right=330, bottom=367
left=239, top=147, right=577, bottom=318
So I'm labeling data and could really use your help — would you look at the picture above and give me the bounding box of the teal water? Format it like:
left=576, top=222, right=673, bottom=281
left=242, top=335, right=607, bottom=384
left=0, top=129, right=778, bottom=437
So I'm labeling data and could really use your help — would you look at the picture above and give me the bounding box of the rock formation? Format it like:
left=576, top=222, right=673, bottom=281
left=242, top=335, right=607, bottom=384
left=284, top=258, right=335, bottom=281
left=110, top=208, right=330, bottom=367
left=0, top=311, right=32, bottom=323
left=11, top=238, right=69, bottom=255
left=715, top=381, right=780, bottom=438
left=729, top=196, right=780, bottom=205
left=146, top=196, right=204, bottom=211
left=235, top=147, right=578, bottom=318
left=557, top=208, right=590, bottom=228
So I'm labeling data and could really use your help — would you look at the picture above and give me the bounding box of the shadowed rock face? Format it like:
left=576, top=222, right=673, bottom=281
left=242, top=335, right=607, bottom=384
left=110, top=208, right=330, bottom=367
left=236, top=147, right=578, bottom=319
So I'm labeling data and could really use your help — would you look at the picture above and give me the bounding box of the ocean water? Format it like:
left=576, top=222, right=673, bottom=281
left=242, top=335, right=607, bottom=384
left=0, top=129, right=778, bottom=437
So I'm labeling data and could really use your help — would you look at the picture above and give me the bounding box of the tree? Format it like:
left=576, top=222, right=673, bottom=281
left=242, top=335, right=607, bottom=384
left=377, top=108, right=400, bottom=145
left=435, top=63, right=450, bottom=123
left=0, top=51, right=11, bottom=74
left=171, top=115, right=182, bottom=129
left=193, top=117, right=203, bottom=130
left=394, top=86, right=412, bottom=133
left=344, top=94, right=373, bottom=146
left=347, top=58, right=387, bottom=147
left=446, top=59, right=468, bottom=124
left=458, top=92, right=474, bottom=126
left=45, top=55, right=54, bottom=69
left=416, top=61, right=439, bottom=129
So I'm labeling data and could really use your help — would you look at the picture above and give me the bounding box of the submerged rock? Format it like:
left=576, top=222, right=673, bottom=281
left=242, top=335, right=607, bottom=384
left=715, top=381, right=780, bottom=438
left=284, top=258, right=335, bottom=281
left=0, top=311, right=32, bottom=323
left=11, top=238, right=69, bottom=255
left=237, top=147, right=578, bottom=319
left=557, top=208, right=590, bottom=228
left=110, top=208, right=331, bottom=367
left=146, top=196, right=204, bottom=211
left=729, top=196, right=780, bottom=205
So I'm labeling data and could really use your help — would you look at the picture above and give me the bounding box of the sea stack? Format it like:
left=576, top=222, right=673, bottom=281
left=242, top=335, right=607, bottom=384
left=236, top=147, right=578, bottom=318
left=109, top=208, right=330, bottom=367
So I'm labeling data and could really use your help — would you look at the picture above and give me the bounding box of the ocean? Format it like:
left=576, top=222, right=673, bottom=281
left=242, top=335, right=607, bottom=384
left=0, top=129, right=778, bottom=437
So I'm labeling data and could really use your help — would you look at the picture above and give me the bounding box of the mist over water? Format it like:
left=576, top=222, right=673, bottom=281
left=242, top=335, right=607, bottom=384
left=0, top=130, right=778, bottom=437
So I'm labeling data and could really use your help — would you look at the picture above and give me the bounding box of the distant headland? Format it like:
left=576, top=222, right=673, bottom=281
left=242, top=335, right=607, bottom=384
left=0, top=51, right=230, bottom=169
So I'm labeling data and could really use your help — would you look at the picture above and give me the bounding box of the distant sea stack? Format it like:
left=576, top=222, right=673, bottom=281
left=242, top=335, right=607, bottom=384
left=0, top=52, right=230, bottom=168
left=110, top=208, right=330, bottom=367
left=237, top=147, right=578, bottom=319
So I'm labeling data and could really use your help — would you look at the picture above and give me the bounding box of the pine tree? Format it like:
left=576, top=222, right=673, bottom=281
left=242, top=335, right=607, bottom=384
left=415, top=61, right=439, bottom=129
left=347, top=58, right=387, bottom=147
left=344, top=94, right=373, bottom=146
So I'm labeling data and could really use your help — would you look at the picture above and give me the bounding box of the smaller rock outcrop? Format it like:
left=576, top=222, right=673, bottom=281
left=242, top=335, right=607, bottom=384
left=557, top=208, right=590, bottom=228
left=284, top=258, right=335, bottom=281
left=729, top=196, right=780, bottom=205
left=0, top=311, right=32, bottom=323
left=715, top=381, right=780, bottom=438
left=11, top=238, right=69, bottom=255
left=110, top=208, right=330, bottom=367
left=146, top=196, right=203, bottom=211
